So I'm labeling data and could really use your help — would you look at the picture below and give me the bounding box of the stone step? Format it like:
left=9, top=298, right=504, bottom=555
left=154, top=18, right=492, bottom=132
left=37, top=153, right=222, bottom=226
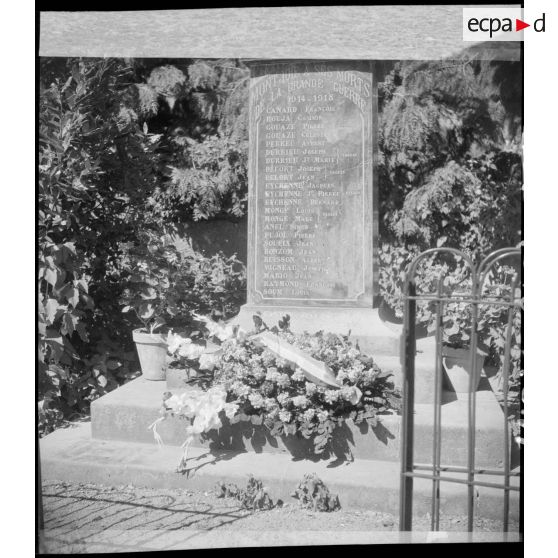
left=40, top=421, right=520, bottom=523
left=91, top=377, right=517, bottom=468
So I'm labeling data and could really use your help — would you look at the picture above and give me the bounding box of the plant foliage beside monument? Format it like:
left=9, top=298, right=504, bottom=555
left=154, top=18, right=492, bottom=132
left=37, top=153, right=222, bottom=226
left=376, top=57, right=523, bottom=411
left=38, top=58, right=249, bottom=435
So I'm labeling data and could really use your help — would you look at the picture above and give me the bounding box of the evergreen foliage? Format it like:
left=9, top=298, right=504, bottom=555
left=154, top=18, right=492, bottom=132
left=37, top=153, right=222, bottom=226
left=378, top=57, right=522, bottom=256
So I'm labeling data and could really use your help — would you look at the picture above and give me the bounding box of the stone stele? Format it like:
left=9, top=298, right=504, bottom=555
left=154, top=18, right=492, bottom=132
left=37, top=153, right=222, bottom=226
left=235, top=60, right=400, bottom=355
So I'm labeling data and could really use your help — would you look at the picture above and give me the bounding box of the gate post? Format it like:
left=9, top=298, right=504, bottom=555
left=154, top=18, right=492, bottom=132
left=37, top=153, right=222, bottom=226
left=399, top=277, right=416, bottom=530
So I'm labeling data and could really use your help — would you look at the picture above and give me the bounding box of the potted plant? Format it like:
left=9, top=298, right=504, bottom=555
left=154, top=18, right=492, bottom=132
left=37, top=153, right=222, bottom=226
left=438, top=302, right=485, bottom=397
left=120, top=232, right=188, bottom=381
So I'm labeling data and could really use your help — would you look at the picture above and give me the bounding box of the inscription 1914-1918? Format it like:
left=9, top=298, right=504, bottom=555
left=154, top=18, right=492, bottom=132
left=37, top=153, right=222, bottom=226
left=247, top=60, right=376, bottom=308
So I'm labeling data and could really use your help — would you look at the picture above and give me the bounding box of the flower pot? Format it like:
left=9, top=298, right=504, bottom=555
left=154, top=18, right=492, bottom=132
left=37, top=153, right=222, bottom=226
left=442, top=346, right=485, bottom=398
left=133, top=329, right=168, bottom=381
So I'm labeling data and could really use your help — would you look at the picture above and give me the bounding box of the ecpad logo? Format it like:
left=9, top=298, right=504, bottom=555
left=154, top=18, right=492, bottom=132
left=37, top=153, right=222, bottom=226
left=463, top=8, right=546, bottom=41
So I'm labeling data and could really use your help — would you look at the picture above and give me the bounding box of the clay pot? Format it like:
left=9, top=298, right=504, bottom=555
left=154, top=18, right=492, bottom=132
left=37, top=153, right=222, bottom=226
left=132, top=329, right=168, bottom=381
left=442, top=346, right=485, bottom=398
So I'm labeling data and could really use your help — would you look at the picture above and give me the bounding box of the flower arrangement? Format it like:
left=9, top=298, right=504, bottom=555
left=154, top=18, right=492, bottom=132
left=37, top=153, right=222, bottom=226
left=150, top=315, right=402, bottom=463
left=149, top=385, right=239, bottom=470
left=213, top=319, right=401, bottom=455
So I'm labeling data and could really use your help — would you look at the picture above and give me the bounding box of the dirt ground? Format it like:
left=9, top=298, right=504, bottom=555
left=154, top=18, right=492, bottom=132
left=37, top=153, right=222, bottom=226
left=39, top=481, right=521, bottom=553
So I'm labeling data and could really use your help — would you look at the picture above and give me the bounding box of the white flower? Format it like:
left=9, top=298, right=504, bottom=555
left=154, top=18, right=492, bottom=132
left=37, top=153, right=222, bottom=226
left=193, top=313, right=235, bottom=341
left=276, top=393, right=290, bottom=407
left=223, top=402, right=239, bottom=419
left=265, top=367, right=279, bottom=381
left=276, top=374, right=291, bottom=388
left=164, top=394, right=184, bottom=413
left=305, top=382, right=317, bottom=396
left=261, top=350, right=276, bottom=366
left=276, top=357, right=290, bottom=369
left=336, top=370, right=349, bottom=382
left=279, top=410, right=292, bottom=423
left=199, top=353, right=220, bottom=371
left=215, top=324, right=236, bottom=342
left=317, top=410, right=329, bottom=423
left=231, top=381, right=251, bottom=398
left=324, top=389, right=340, bottom=404
left=191, top=405, right=222, bottom=434
left=249, top=364, right=266, bottom=381
left=291, top=395, right=309, bottom=409
left=303, top=408, right=316, bottom=422
left=178, top=340, right=205, bottom=360
left=233, top=363, right=248, bottom=377
left=167, top=332, right=189, bottom=355
left=267, top=407, right=279, bottom=419
left=292, top=367, right=306, bottom=382
left=263, top=398, right=278, bottom=411
left=248, top=392, right=265, bottom=409
left=340, top=386, right=362, bottom=405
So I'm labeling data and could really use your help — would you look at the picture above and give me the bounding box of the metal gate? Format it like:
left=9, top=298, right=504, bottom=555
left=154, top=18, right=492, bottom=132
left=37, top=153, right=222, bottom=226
left=398, top=247, right=522, bottom=532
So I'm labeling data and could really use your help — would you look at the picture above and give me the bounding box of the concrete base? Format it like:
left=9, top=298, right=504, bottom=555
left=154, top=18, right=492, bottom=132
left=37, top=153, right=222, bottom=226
left=91, top=377, right=517, bottom=469
left=40, top=421, right=520, bottom=521
left=235, top=305, right=402, bottom=356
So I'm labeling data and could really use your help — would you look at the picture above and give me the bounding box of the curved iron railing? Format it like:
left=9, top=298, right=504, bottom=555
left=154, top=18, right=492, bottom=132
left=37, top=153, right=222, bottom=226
left=399, top=246, right=522, bottom=532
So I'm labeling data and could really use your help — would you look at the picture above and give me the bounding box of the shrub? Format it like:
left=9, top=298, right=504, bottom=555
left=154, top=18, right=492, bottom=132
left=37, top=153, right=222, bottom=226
left=291, top=474, right=341, bottom=512
left=120, top=230, right=247, bottom=333
left=215, top=476, right=278, bottom=511
left=38, top=57, right=249, bottom=435
left=39, top=58, right=164, bottom=435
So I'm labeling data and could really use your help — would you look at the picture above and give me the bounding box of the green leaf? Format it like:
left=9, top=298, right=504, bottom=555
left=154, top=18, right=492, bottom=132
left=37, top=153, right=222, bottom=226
left=75, top=322, right=89, bottom=342
left=140, top=287, right=157, bottom=300
left=38, top=315, right=47, bottom=337
left=45, top=298, right=59, bottom=323
left=65, top=286, right=80, bottom=307
left=62, top=312, right=78, bottom=336
left=75, top=278, right=89, bottom=293
left=80, top=293, right=94, bottom=309
left=44, top=268, right=58, bottom=287
left=45, top=335, right=64, bottom=363
left=150, top=317, right=166, bottom=333
left=138, top=302, right=154, bottom=320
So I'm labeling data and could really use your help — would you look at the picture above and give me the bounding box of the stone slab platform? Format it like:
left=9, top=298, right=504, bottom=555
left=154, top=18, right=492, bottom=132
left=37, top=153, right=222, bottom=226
left=91, top=377, right=516, bottom=469
left=40, top=422, right=520, bottom=522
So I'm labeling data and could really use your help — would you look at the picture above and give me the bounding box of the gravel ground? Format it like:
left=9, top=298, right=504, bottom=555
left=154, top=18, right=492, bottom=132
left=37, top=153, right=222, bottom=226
left=39, top=481, right=520, bottom=553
